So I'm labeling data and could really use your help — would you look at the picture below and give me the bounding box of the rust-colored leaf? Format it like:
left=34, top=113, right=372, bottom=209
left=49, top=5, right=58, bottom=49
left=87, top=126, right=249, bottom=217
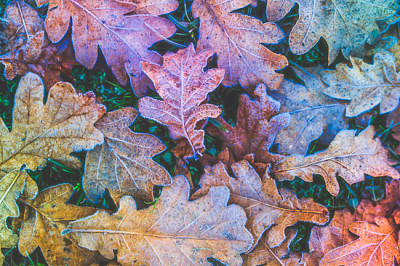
left=192, top=161, right=329, bottom=248
left=35, top=0, right=178, bottom=96
left=267, top=0, right=397, bottom=64
left=63, top=176, right=254, bottom=265
left=320, top=217, right=400, bottom=265
left=83, top=107, right=172, bottom=206
left=273, top=126, right=400, bottom=196
left=138, top=44, right=224, bottom=158
left=192, top=0, right=288, bottom=89
left=18, top=184, right=103, bottom=265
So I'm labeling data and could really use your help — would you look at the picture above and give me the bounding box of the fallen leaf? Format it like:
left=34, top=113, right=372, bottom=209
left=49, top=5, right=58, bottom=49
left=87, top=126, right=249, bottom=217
left=35, top=0, right=178, bottom=96
left=83, top=107, right=172, bottom=206
left=320, top=217, right=400, bottom=265
left=321, top=50, right=400, bottom=117
left=192, top=161, right=329, bottom=248
left=138, top=44, right=224, bottom=158
left=386, top=104, right=400, bottom=141
left=63, top=176, right=254, bottom=265
left=273, top=126, right=400, bottom=196
left=266, top=0, right=398, bottom=64
left=192, top=0, right=288, bottom=89
left=18, top=184, right=103, bottom=265
left=271, top=66, right=347, bottom=155
left=208, top=83, right=290, bottom=166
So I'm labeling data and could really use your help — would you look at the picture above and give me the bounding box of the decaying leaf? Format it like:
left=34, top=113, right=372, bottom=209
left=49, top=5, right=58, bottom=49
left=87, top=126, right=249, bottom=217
left=320, top=217, right=400, bottom=265
left=322, top=50, right=400, bottom=117
left=138, top=44, right=224, bottom=158
left=192, top=161, right=329, bottom=248
left=35, top=0, right=178, bottom=96
left=18, top=184, right=103, bottom=265
left=192, top=0, right=288, bottom=89
left=83, top=107, right=172, bottom=205
left=63, top=176, right=254, bottom=265
left=273, top=126, right=400, bottom=196
left=208, top=83, right=290, bottom=167
left=266, top=0, right=398, bottom=64
left=271, top=66, right=346, bottom=155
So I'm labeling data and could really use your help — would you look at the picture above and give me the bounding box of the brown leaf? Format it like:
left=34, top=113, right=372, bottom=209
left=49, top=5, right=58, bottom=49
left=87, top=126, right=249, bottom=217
left=192, top=0, right=288, bottom=89
left=83, top=107, right=172, bottom=206
left=387, top=104, right=400, bottom=141
left=320, top=217, right=400, bottom=265
left=0, top=31, right=79, bottom=90
left=267, top=0, right=397, bottom=64
left=273, top=126, right=400, bottom=196
left=192, top=161, right=329, bottom=248
left=271, top=66, right=347, bottom=155
left=321, top=50, right=400, bottom=117
left=138, top=44, right=224, bottom=158
left=35, top=0, right=178, bottom=96
left=63, top=176, right=254, bottom=265
left=18, top=184, right=103, bottom=265
left=208, top=83, right=290, bottom=166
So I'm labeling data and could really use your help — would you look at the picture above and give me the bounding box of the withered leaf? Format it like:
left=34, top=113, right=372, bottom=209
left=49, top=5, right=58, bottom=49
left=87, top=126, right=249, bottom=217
left=18, top=184, right=102, bottom=266
left=192, top=161, right=329, bottom=248
left=63, top=176, right=254, bottom=265
left=274, top=126, right=400, bottom=196
left=35, top=0, right=178, bottom=96
left=138, top=44, right=224, bottom=158
left=208, top=83, right=290, bottom=166
left=267, top=0, right=397, bottom=64
left=192, top=0, right=288, bottom=89
left=320, top=217, right=400, bottom=265
left=83, top=107, right=172, bottom=206
left=271, top=66, right=346, bottom=155
left=321, top=50, right=400, bottom=117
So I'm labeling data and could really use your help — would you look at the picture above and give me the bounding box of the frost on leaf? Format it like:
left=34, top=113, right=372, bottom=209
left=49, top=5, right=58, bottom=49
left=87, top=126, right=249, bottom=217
left=273, top=126, right=400, bottom=196
left=63, top=176, right=254, bottom=265
left=267, top=0, right=397, bottom=64
left=192, top=0, right=288, bottom=89
left=83, top=107, right=172, bottom=206
left=138, top=44, right=224, bottom=158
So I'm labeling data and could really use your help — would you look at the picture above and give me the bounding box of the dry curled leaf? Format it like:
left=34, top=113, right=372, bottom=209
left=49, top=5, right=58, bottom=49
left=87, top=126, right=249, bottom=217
left=192, top=0, right=288, bottom=89
left=273, top=126, right=400, bottom=196
left=192, top=161, right=329, bottom=248
left=267, top=0, right=397, bottom=64
left=322, top=50, right=400, bottom=117
left=320, top=217, right=400, bottom=266
left=18, top=184, right=103, bottom=265
left=63, top=176, right=254, bottom=265
left=208, top=83, right=290, bottom=167
left=83, top=107, right=172, bottom=206
left=138, top=44, right=224, bottom=158
left=271, top=66, right=346, bottom=155
left=35, top=0, right=178, bottom=96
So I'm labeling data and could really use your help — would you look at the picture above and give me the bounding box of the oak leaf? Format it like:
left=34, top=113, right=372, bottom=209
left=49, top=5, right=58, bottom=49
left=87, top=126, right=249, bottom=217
left=18, top=184, right=103, bottom=265
left=320, top=217, right=400, bottom=265
left=273, top=126, right=400, bottom=196
left=138, top=44, right=224, bottom=158
left=266, top=0, right=397, bottom=64
left=192, top=161, right=329, bottom=248
left=321, top=50, right=400, bottom=117
left=271, top=66, right=346, bottom=155
left=192, top=0, right=288, bottom=89
left=83, top=107, right=172, bottom=206
left=63, top=176, right=254, bottom=265
left=35, top=0, right=178, bottom=96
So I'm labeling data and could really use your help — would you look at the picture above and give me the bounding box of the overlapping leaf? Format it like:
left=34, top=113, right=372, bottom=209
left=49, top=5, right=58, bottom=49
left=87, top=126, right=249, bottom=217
left=138, top=44, right=224, bottom=158
left=274, top=126, right=400, bottom=196
left=267, top=0, right=397, bottom=64
left=63, top=176, right=254, bottom=265
left=192, top=0, right=288, bottom=89
left=83, top=107, right=172, bottom=205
